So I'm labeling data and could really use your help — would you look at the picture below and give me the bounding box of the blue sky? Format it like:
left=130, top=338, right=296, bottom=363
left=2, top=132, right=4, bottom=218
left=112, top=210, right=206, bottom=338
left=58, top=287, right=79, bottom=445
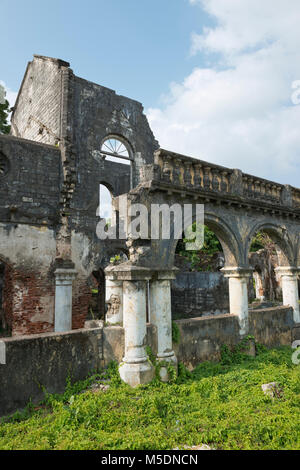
left=2, top=0, right=300, bottom=187
left=1, top=0, right=212, bottom=108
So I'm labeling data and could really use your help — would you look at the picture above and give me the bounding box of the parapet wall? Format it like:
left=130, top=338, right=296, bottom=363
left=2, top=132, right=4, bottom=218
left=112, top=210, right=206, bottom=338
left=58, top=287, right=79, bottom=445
left=0, top=306, right=294, bottom=416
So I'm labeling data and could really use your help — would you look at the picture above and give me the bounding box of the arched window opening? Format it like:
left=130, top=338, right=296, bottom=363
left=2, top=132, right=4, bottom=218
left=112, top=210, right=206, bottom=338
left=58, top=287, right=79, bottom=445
left=172, top=225, right=229, bottom=320
left=88, top=269, right=106, bottom=321
left=97, top=184, right=113, bottom=222
left=101, top=137, right=132, bottom=166
left=248, top=231, right=282, bottom=307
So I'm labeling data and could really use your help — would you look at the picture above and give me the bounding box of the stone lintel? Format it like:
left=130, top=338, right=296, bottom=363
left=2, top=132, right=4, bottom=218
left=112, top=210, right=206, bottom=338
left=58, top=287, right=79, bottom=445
left=105, top=263, right=152, bottom=281
left=54, top=268, right=77, bottom=285
left=221, top=267, right=253, bottom=278
left=275, top=266, right=300, bottom=277
left=152, top=267, right=179, bottom=281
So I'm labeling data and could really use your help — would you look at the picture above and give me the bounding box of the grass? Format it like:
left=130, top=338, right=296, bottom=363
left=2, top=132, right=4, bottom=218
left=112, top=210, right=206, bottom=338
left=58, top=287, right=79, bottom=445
left=0, top=346, right=299, bottom=450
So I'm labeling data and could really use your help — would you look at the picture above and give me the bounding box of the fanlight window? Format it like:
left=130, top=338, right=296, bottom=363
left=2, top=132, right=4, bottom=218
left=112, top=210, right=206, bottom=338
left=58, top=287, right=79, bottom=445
left=101, top=137, right=132, bottom=165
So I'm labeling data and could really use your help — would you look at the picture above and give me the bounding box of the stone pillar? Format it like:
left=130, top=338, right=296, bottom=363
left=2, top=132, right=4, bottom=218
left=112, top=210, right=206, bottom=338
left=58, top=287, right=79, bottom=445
left=253, top=271, right=265, bottom=301
left=150, top=270, right=178, bottom=382
left=105, top=271, right=123, bottom=325
left=54, top=267, right=77, bottom=332
left=275, top=267, right=300, bottom=323
left=110, top=265, right=154, bottom=387
left=221, top=267, right=253, bottom=336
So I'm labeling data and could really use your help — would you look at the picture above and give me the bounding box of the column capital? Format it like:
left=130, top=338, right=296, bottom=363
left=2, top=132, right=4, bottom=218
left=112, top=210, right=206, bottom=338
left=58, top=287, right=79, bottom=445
left=221, top=267, right=253, bottom=279
left=54, top=268, right=77, bottom=285
left=152, top=268, right=179, bottom=281
left=105, top=263, right=153, bottom=281
left=275, top=266, right=300, bottom=277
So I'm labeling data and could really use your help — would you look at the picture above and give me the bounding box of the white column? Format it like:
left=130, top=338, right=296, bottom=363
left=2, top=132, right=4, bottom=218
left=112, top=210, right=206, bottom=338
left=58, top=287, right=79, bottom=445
left=253, top=271, right=265, bottom=301
left=54, top=268, right=77, bottom=332
left=105, top=276, right=123, bottom=325
left=109, top=265, right=154, bottom=387
left=275, top=267, right=300, bottom=323
left=221, top=267, right=252, bottom=336
left=150, top=270, right=177, bottom=382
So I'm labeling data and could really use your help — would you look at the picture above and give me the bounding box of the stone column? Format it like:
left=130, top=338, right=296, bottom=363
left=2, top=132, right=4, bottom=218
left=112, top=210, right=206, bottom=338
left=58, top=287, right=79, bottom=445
left=111, top=265, right=154, bottom=387
left=150, top=270, right=178, bottom=382
left=105, top=268, right=123, bottom=325
left=275, top=267, right=300, bottom=323
left=54, top=267, right=77, bottom=332
left=221, top=267, right=253, bottom=336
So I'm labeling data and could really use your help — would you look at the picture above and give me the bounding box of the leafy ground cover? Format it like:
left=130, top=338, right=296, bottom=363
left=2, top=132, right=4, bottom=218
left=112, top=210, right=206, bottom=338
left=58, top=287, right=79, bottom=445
left=0, top=345, right=299, bottom=450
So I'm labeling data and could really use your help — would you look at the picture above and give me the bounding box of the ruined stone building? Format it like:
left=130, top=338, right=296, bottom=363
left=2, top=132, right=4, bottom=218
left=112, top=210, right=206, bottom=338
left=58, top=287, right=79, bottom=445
left=0, top=55, right=300, bottom=393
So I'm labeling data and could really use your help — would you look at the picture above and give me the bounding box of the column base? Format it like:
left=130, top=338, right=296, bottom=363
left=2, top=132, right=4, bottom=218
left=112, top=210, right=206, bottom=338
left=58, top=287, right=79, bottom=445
left=157, top=353, right=178, bottom=382
left=119, top=360, right=154, bottom=387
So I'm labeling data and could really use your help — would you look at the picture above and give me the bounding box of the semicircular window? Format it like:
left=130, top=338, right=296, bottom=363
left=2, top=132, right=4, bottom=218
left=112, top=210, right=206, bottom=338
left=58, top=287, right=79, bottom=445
left=0, top=152, right=9, bottom=177
left=101, top=137, right=132, bottom=166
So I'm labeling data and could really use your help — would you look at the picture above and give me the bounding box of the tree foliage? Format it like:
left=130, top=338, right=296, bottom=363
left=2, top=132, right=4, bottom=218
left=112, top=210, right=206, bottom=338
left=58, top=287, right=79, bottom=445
left=250, top=232, right=276, bottom=253
left=176, top=225, right=222, bottom=271
left=0, top=92, right=11, bottom=134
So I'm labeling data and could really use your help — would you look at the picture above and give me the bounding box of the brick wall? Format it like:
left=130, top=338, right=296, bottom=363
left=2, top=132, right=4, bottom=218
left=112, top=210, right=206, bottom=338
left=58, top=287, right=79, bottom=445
left=72, top=278, right=92, bottom=329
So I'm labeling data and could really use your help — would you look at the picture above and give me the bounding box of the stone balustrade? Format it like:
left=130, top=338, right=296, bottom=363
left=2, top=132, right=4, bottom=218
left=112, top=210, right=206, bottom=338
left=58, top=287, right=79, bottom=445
left=154, top=149, right=233, bottom=195
left=149, top=149, right=300, bottom=211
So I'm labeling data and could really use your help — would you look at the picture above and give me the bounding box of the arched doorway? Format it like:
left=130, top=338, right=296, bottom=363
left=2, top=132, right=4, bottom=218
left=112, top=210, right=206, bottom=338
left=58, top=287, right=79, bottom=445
left=172, top=225, right=229, bottom=319
left=247, top=225, right=294, bottom=308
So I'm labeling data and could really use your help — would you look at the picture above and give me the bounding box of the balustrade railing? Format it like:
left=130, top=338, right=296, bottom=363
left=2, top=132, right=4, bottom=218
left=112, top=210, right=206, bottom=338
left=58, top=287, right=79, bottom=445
left=149, top=149, right=300, bottom=210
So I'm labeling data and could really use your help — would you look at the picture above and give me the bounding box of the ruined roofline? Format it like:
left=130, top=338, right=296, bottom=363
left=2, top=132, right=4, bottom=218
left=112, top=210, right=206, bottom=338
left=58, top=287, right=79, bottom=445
left=11, top=55, right=72, bottom=120
left=74, top=76, right=144, bottom=110
left=12, top=55, right=145, bottom=123
left=33, top=54, right=70, bottom=68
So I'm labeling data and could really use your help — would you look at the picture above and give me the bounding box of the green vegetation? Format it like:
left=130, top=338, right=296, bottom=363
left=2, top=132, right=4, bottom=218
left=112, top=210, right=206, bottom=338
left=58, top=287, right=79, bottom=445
left=172, top=321, right=180, bottom=344
left=0, top=346, right=299, bottom=450
left=176, top=225, right=222, bottom=271
left=0, top=92, right=11, bottom=135
left=250, top=231, right=276, bottom=253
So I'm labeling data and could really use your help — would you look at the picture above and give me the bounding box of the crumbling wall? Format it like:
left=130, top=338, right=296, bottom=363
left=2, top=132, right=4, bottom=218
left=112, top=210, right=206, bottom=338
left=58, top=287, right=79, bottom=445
left=10, top=55, right=68, bottom=145
left=171, top=272, right=230, bottom=319
left=0, top=224, right=57, bottom=335
left=0, top=307, right=294, bottom=416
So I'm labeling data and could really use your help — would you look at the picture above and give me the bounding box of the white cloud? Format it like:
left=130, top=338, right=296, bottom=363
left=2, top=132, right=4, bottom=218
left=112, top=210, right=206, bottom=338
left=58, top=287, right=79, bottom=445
left=147, top=0, right=300, bottom=187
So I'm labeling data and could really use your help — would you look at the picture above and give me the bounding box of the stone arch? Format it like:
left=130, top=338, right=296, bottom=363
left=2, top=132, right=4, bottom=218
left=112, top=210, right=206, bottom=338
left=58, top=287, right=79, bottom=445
left=101, top=134, right=134, bottom=188
left=203, top=213, right=243, bottom=268
left=245, top=222, right=294, bottom=267
left=157, top=211, right=243, bottom=270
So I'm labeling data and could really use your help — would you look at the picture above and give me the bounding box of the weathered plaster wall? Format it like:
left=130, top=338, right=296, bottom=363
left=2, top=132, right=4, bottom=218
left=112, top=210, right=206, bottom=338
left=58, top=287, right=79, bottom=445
left=248, top=306, right=294, bottom=347
left=0, top=324, right=157, bottom=416
left=0, top=224, right=57, bottom=335
left=173, top=306, right=293, bottom=368
left=0, top=135, right=61, bottom=225
left=0, top=328, right=103, bottom=416
left=0, top=308, right=294, bottom=416
left=171, top=272, right=229, bottom=319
